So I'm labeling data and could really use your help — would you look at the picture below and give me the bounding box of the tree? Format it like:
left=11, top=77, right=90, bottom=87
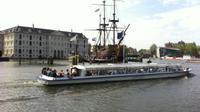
left=150, top=44, right=157, bottom=57
left=165, top=42, right=174, bottom=48
left=138, top=49, right=151, bottom=58
left=164, top=41, right=200, bottom=57
left=197, top=46, right=200, bottom=57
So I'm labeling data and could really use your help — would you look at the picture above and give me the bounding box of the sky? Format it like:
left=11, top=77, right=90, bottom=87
left=0, top=0, right=200, bottom=50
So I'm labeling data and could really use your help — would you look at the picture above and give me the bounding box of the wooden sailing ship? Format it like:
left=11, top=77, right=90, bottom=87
left=89, top=0, right=130, bottom=63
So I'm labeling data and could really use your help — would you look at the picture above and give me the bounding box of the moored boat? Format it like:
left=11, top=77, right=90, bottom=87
left=37, top=63, right=191, bottom=85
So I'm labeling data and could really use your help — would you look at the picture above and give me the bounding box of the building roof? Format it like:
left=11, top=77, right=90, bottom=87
left=2, top=26, right=88, bottom=40
left=159, top=47, right=180, bottom=51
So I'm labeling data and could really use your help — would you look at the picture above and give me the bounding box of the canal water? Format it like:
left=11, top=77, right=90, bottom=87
left=0, top=61, right=199, bottom=112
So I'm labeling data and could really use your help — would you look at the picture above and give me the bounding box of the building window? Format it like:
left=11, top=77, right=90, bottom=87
left=54, top=50, right=56, bottom=58
left=30, top=41, right=32, bottom=46
left=19, top=41, right=22, bottom=45
left=39, top=36, right=42, bottom=41
left=29, top=50, right=32, bottom=54
left=70, top=42, right=72, bottom=48
left=19, top=34, right=22, bottom=39
left=84, top=40, right=86, bottom=48
left=39, top=42, right=42, bottom=46
left=10, top=49, right=12, bottom=54
left=18, top=49, right=21, bottom=54
left=61, top=51, right=63, bottom=58
left=30, top=35, right=32, bottom=40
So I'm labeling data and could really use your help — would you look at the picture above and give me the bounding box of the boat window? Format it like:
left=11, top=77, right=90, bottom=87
left=84, top=65, right=182, bottom=76
left=86, top=71, right=92, bottom=76
left=91, top=70, right=97, bottom=76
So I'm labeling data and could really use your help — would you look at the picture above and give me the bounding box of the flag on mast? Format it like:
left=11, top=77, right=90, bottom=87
left=117, top=31, right=125, bottom=39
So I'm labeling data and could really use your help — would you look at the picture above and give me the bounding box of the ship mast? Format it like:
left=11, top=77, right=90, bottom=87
left=101, top=0, right=109, bottom=47
left=109, top=0, right=119, bottom=45
left=98, top=14, right=102, bottom=46
left=93, top=0, right=109, bottom=47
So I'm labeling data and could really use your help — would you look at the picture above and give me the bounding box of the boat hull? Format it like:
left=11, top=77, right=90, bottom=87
left=38, top=71, right=189, bottom=85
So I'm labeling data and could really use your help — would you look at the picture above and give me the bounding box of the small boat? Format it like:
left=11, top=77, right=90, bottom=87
left=37, top=63, right=191, bottom=85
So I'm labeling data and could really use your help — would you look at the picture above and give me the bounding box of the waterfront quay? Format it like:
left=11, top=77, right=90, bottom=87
left=0, top=60, right=199, bottom=112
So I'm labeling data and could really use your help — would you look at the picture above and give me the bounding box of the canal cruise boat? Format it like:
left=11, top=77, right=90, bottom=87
left=37, top=63, right=191, bottom=85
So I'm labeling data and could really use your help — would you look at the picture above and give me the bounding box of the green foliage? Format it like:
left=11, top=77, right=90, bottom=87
left=138, top=49, right=151, bottom=58
left=149, top=44, right=157, bottom=57
left=165, top=41, right=200, bottom=57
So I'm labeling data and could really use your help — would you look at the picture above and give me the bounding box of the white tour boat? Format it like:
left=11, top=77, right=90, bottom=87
left=37, top=63, right=191, bottom=85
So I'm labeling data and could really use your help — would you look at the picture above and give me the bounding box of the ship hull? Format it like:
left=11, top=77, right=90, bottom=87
left=38, top=71, right=189, bottom=86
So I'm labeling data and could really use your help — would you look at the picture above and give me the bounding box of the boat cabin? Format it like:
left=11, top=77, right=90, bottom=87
left=71, top=63, right=184, bottom=77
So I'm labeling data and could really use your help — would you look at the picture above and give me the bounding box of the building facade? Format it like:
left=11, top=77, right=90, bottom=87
left=0, top=31, right=4, bottom=57
left=157, top=47, right=182, bottom=58
left=2, top=26, right=89, bottom=59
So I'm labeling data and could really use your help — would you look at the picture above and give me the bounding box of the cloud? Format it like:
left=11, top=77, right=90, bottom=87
left=0, top=0, right=100, bottom=30
left=160, top=0, right=200, bottom=6
left=124, top=5, right=200, bottom=49
left=0, top=0, right=200, bottom=50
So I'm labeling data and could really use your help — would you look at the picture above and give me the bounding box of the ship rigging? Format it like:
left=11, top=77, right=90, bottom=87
left=90, top=0, right=130, bottom=63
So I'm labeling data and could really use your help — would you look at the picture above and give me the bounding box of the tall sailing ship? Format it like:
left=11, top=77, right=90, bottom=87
left=90, top=0, right=130, bottom=63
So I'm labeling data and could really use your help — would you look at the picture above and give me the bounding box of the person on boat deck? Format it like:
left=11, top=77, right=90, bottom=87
left=46, top=68, right=51, bottom=76
left=47, top=68, right=54, bottom=77
left=41, top=67, right=47, bottom=75
left=57, top=70, right=64, bottom=77
left=66, top=69, right=73, bottom=78
left=52, top=69, right=57, bottom=77
left=66, top=69, right=70, bottom=76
